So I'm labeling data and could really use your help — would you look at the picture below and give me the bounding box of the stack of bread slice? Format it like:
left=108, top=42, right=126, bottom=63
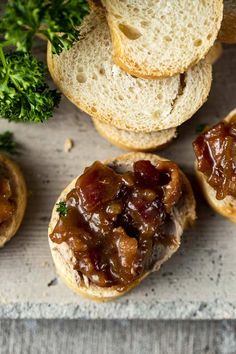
left=48, top=1, right=224, bottom=151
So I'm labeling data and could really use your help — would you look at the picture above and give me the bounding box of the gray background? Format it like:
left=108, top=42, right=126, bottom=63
left=1, top=320, right=236, bottom=354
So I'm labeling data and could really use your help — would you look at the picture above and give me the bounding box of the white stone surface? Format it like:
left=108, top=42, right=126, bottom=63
left=0, top=46, right=235, bottom=319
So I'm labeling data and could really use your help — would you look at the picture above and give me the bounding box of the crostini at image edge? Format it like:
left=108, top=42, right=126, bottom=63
left=0, top=153, right=27, bottom=248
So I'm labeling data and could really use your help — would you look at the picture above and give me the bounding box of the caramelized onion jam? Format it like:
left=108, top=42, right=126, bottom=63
left=193, top=119, right=236, bottom=200
left=0, top=166, right=15, bottom=225
left=50, top=160, right=183, bottom=288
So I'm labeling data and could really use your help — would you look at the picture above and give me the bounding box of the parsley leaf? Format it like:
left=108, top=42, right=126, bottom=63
left=56, top=201, right=68, bottom=216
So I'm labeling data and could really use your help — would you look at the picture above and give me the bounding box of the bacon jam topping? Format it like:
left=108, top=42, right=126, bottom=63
left=50, top=160, right=183, bottom=288
left=0, top=168, right=15, bottom=224
left=193, top=120, right=236, bottom=200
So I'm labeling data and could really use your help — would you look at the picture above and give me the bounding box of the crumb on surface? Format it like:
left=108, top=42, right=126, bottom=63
left=64, top=138, right=73, bottom=152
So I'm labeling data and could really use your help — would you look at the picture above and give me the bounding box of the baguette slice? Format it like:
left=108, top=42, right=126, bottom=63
left=0, top=154, right=27, bottom=247
left=48, top=152, right=196, bottom=301
left=218, top=0, right=236, bottom=43
left=93, top=118, right=177, bottom=151
left=101, top=0, right=223, bottom=78
left=47, top=10, right=212, bottom=133
left=195, top=109, right=236, bottom=223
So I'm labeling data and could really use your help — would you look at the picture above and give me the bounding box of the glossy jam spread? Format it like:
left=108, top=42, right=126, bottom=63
left=0, top=168, right=15, bottom=224
left=193, top=120, right=236, bottom=200
left=50, top=160, right=183, bottom=288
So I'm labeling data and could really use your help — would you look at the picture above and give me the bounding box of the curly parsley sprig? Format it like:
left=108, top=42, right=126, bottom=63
left=0, top=50, right=61, bottom=122
left=0, top=0, right=89, bottom=123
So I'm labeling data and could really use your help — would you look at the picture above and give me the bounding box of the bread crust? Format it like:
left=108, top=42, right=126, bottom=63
left=103, top=1, right=223, bottom=79
left=218, top=6, right=236, bottom=43
left=48, top=153, right=196, bottom=301
left=195, top=109, right=236, bottom=223
left=205, top=41, right=223, bottom=65
left=0, top=153, right=27, bottom=247
left=93, top=118, right=177, bottom=152
left=196, top=167, right=236, bottom=223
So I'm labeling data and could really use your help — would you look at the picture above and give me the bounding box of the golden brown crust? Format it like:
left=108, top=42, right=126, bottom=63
left=93, top=119, right=177, bottom=152
left=195, top=109, right=236, bottom=223
left=0, top=154, right=27, bottom=247
left=218, top=10, right=236, bottom=43
left=48, top=153, right=196, bottom=301
left=196, top=167, right=236, bottom=223
left=205, top=41, right=223, bottom=65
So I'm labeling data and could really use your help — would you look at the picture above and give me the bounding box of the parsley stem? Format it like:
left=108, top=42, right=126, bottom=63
left=0, top=47, right=6, bottom=68
left=0, top=47, right=10, bottom=88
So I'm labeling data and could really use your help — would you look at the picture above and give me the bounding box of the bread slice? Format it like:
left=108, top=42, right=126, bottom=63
left=48, top=152, right=196, bottom=301
left=101, top=0, right=223, bottom=79
left=0, top=153, right=27, bottom=247
left=47, top=10, right=212, bottom=133
left=218, top=0, right=236, bottom=43
left=195, top=109, right=236, bottom=223
left=93, top=118, right=177, bottom=151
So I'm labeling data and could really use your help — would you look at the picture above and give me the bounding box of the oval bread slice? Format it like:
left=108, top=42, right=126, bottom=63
left=93, top=118, right=177, bottom=151
left=195, top=109, right=236, bottom=223
left=101, top=0, right=223, bottom=78
left=47, top=10, right=212, bottom=133
left=0, top=154, right=27, bottom=247
left=48, top=152, right=196, bottom=301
